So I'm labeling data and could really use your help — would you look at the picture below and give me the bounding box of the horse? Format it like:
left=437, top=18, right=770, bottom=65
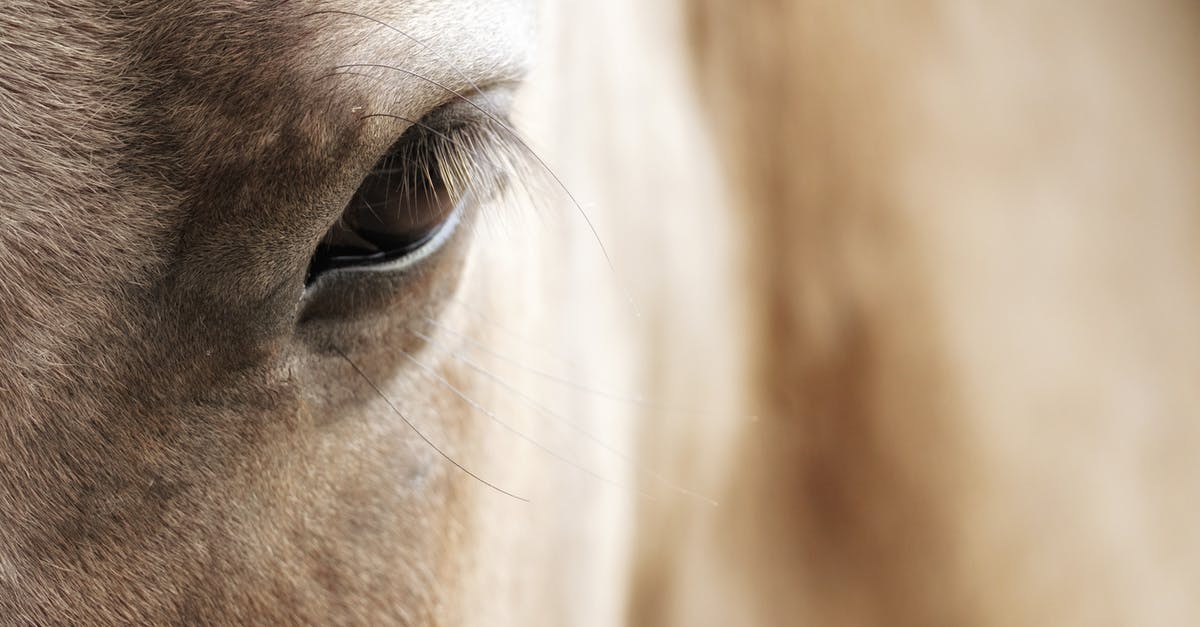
left=2, top=1, right=1198, bottom=625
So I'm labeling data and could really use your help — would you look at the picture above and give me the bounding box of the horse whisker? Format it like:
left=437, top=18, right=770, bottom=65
left=410, top=327, right=628, bottom=456
left=335, top=346, right=528, bottom=502
left=441, top=295, right=594, bottom=374
left=421, top=316, right=752, bottom=421
left=411, top=327, right=720, bottom=506
left=398, top=347, right=652, bottom=499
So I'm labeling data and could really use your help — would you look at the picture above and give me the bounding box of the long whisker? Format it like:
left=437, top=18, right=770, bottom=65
left=421, top=316, right=753, bottom=422
left=410, top=327, right=627, bottom=455
left=398, top=347, right=651, bottom=498
left=441, top=296, right=591, bottom=374
left=334, top=346, right=528, bottom=502
left=420, top=315, right=643, bottom=403
left=412, top=327, right=719, bottom=506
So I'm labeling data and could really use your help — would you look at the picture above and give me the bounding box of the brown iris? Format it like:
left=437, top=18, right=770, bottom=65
left=306, top=124, right=457, bottom=284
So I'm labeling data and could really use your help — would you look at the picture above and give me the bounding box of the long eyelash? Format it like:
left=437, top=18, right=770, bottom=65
left=335, top=61, right=611, bottom=251
left=356, top=105, right=538, bottom=232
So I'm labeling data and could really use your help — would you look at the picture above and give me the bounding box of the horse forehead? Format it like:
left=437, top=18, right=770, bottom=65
left=0, top=0, right=535, bottom=193
left=119, top=0, right=534, bottom=99
left=115, top=0, right=534, bottom=173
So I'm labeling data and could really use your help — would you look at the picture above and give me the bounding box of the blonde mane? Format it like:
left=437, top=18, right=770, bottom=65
left=620, top=2, right=1200, bottom=625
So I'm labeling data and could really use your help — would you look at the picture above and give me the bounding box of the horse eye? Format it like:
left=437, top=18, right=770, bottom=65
left=306, top=126, right=460, bottom=285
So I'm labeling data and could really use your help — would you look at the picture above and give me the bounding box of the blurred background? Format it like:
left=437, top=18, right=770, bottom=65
left=524, top=1, right=1200, bottom=625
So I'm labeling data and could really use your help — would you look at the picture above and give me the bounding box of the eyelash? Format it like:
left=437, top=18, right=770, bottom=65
left=394, top=107, right=540, bottom=246
left=304, top=103, right=532, bottom=286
